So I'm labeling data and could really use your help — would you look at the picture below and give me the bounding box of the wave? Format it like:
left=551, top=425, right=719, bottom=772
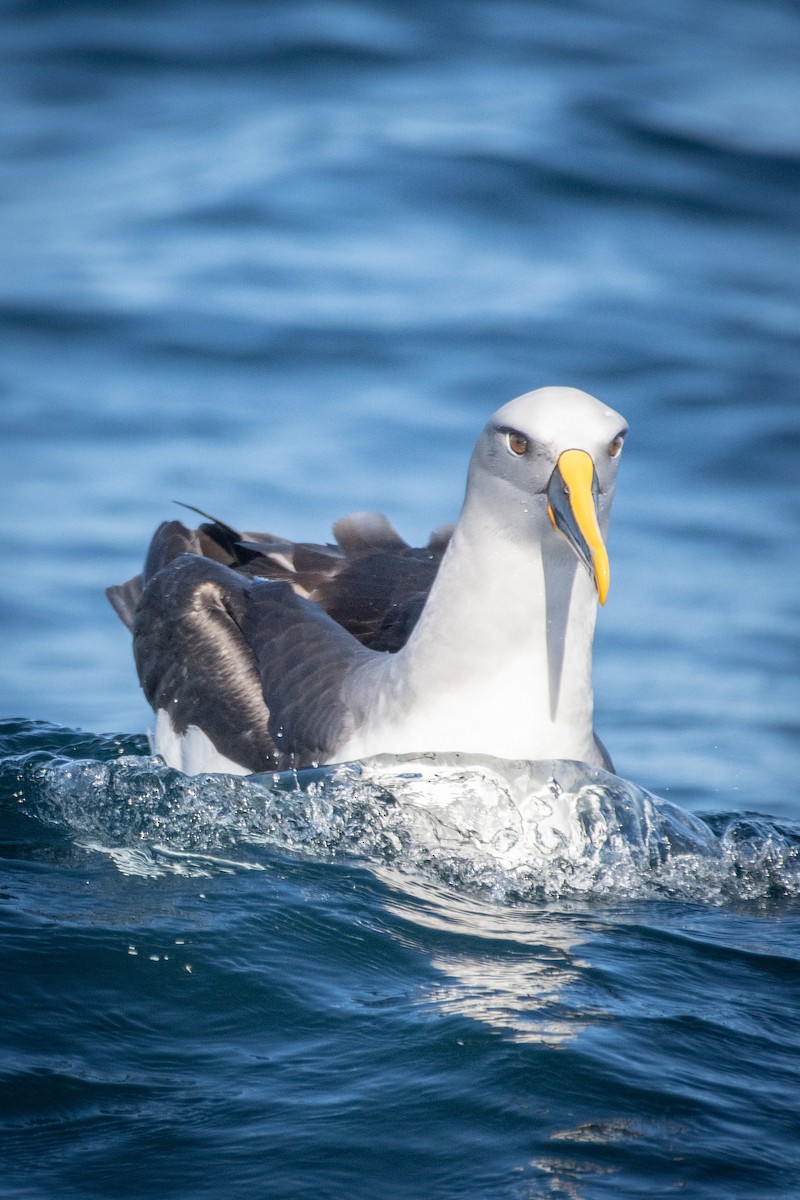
left=2, top=720, right=799, bottom=905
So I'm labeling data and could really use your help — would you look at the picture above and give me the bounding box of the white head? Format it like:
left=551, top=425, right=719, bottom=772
left=465, top=386, right=628, bottom=603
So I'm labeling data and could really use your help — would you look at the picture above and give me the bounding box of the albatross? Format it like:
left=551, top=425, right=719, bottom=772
left=107, top=386, right=627, bottom=776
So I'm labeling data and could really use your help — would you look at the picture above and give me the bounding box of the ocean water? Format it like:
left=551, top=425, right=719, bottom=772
left=1, top=1, right=799, bottom=1196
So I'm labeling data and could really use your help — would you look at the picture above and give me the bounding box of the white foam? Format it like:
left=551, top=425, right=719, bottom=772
left=29, top=749, right=800, bottom=904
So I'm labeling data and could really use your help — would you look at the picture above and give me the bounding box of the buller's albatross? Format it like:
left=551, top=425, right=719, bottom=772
left=107, top=387, right=627, bottom=776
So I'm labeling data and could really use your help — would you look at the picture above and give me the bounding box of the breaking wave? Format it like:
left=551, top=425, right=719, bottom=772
left=3, top=720, right=799, bottom=905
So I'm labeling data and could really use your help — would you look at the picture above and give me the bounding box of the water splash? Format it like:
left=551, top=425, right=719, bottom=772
left=3, top=723, right=799, bottom=904
left=354, top=754, right=800, bottom=904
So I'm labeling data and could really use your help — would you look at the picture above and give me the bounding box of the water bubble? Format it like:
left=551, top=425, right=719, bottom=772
left=7, top=733, right=800, bottom=905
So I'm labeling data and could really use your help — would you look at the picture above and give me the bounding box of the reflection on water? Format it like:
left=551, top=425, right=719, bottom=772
left=378, top=870, right=593, bottom=1045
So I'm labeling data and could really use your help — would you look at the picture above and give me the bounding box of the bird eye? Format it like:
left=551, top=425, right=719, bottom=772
left=609, top=434, right=625, bottom=458
left=506, top=431, right=528, bottom=456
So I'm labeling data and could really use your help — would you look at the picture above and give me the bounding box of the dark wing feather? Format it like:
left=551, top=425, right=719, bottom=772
left=369, top=590, right=429, bottom=652
left=106, top=510, right=450, bottom=770
left=179, top=509, right=447, bottom=648
left=143, top=520, right=202, bottom=581
left=243, top=580, right=375, bottom=769
left=312, top=550, right=441, bottom=645
left=133, top=554, right=277, bottom=772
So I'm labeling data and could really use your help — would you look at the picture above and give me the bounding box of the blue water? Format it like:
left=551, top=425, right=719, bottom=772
left=2, top=1, right=800, bottom=1195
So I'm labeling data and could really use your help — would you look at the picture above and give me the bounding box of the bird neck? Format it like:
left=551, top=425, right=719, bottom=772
left=394, top=507, right=601, bottom=762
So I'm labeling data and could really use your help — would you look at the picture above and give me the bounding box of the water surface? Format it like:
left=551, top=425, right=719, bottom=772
left=1, top=2, right=799, bottom=1196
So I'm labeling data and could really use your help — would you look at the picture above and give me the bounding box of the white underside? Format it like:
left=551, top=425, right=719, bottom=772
left=334, top=678, right=602, bottom=766
left=335, top=608, right=602, bottom=767
left=152, top=709, right=253, bottom=776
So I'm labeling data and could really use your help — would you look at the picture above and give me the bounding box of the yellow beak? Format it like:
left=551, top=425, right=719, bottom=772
left=546, top=449, right=610, bottom=605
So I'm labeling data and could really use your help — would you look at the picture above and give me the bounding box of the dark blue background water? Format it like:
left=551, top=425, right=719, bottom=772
left=2, top=2, right=799, bottom=1196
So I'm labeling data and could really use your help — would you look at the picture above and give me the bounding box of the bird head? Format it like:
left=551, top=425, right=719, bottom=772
left=468, top=386, right=628, bottom=604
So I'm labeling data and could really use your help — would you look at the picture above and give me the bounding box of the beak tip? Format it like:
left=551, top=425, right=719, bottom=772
left=595, top=556, right=610, bottom=607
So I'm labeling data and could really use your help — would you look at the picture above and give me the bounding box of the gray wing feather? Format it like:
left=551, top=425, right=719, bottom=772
left=105, top=575, right=144, bottom=631
left=244, top=580, right=376, bottom=768
left=593, top=733, right=614, bottom=773
left=332, top=511, right=409, bottom=555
